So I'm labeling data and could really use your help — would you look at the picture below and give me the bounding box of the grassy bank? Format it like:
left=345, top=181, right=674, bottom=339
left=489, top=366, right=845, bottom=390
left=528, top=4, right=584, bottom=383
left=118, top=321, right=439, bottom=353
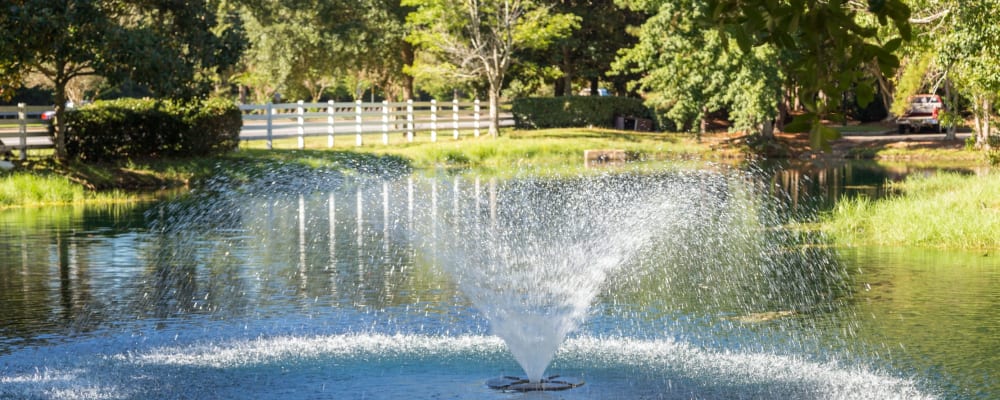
left=820, top=172, right=1000, bottom=250
left=0, top=167, right=143, bottom=209
left=238, top=128, right=729, bottom=170
left=2, top=129, right=721, bottom=208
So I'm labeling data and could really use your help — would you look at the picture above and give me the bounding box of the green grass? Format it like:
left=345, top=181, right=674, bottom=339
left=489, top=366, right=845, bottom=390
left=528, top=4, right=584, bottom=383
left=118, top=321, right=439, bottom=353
left=820, top=172, right=1000, bottom=250
left=238, top=127, right=727, bottom=172
left=0, top=173, right=82, bottom=205
left=0, top=172, right=110, bottom=209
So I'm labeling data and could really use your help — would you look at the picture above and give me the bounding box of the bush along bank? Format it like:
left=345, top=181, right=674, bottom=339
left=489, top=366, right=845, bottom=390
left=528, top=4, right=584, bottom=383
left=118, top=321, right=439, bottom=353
left=63, top=97, right=241, bottom=163
left=511, top=96, right=655, bottom=130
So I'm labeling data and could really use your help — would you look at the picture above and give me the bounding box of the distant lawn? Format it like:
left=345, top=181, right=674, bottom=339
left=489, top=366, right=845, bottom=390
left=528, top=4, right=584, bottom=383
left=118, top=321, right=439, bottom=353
left=237, top=128, right=736, bottom=170
left=2, top=128, right=731, bottom=208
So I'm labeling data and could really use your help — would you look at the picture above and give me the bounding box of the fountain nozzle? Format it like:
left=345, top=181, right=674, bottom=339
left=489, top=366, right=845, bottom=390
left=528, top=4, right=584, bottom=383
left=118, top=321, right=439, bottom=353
left=486, top=375, right=585, bottom=392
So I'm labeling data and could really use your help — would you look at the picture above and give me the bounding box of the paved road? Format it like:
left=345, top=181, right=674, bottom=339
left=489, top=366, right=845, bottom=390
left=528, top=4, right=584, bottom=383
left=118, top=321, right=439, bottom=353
left=840, top=131, right=971, bottom=142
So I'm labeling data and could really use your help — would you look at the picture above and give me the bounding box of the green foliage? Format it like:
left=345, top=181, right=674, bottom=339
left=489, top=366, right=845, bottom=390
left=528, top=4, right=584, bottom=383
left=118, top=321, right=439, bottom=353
left=522, top=0, right=644, bottom=96
left=64, top=98, right=241, bottom=163
left=1, top=0, right=245, bottom=160
left=511, top=96, right=653, bottom=129
left=404, top=0, right=579, bottom=136
left=613, top=0, right=782, bottom=135
left=891, top=52, right=933, bottom=116
left=236, top=0, right=381, bottom=102
left=848, top=87, right=889, bottom=122
left=697, top=0, right=910, bottom=145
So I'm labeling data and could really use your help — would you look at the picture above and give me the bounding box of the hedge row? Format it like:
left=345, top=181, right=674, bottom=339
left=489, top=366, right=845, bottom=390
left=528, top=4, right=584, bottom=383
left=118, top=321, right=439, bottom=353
left=511, top=96, right=654, bottom=130
left=65, top=97, right=241, bottom=162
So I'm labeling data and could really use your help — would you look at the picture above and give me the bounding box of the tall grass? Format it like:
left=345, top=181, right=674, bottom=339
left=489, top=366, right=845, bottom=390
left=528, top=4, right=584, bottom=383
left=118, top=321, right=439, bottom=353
left=822, top=172, right=1000, bottom=249
left=0, top=172, right=139, bottom=209
left=0, top=173, right=86, bottom=207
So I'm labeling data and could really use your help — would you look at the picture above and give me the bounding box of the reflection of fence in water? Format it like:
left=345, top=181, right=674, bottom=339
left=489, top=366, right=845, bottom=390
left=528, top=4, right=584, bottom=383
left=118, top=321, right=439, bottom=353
left=268, top=176, right=500, bottom=300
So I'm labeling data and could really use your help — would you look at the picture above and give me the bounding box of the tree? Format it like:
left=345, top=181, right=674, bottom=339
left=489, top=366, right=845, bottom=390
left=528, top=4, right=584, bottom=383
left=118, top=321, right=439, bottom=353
left=1, top=0, right=245, bottom=161
left=932, top=1, right=1000, bottom=148
left=403, top=0, right=579, bottom=136
left=361, top=0, right=417, bottom=101
left=614, top=0, right=783, bottom=137
left=541, top=0, right=645, bottom=97
left=699, top=0, right=912, bottom=149
left=236, top=0, right=368, bottom=103
left=886, top=1, right=1000, bottom=146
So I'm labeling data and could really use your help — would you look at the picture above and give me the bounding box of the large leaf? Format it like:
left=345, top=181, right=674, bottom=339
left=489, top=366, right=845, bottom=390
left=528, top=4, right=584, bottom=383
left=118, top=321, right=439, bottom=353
left=810, top=123, right=841, bottom=152
left=783, top=113, right=816, bottom=133
left=855, top=82, right=876, bottom=108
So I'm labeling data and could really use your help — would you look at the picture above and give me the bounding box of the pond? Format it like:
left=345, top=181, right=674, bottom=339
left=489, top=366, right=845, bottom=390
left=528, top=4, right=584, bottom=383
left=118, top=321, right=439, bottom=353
left=0, top=161, right=997, bottom=399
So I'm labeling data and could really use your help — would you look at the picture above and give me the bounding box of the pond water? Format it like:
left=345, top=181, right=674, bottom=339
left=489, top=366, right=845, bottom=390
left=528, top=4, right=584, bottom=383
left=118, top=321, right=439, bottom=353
left=0, top=162, right=997, bottom=399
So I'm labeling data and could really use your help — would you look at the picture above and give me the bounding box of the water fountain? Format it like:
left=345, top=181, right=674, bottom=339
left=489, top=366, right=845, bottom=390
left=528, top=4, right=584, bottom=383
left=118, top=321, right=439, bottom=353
left=0, top=162, right=943, bottom=399
left=418, top=174, right=687, bottom=390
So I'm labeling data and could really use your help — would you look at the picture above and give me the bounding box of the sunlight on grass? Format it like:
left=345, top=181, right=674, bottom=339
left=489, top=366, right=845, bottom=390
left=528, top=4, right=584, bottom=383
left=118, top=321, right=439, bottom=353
left=0, top=173, right=85, bottom=208
left=822, top=172, right=1000, bottom=250
left=237, top=128, right=724, bottom=169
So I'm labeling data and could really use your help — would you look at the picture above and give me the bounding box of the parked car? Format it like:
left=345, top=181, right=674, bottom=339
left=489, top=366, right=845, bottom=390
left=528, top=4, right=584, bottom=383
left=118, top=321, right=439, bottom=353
left=896, top=94, right=944, bottom=134
left=578, top=87, right=610, bottom=96
left=41, top=101, right=77, bottom=123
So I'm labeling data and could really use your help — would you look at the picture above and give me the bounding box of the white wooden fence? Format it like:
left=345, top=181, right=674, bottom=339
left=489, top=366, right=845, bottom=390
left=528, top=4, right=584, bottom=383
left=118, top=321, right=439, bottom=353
left=239, top=99, right=493, bottom=150
left=0, top=103, right=51, bottom=160
left=1, top=99, right=503, bottom=159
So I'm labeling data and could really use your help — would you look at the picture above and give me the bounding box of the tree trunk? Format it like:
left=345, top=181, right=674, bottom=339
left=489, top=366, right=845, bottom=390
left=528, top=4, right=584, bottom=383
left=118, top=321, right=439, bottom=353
left=53, top=76, right=69, bottom=162
left=762, top=119, right=775, bottom=140
left=554, top=79, right=566, bottom=97
left=562, top=47, right=574, bottom=96
left=401, top=42, right=415, bottom=101
left=985, top=97, right=992, bottom=149
left=488, top=82, right=501, bottom=137
left=777, top=92, right=789, bottom=132
left=944, top=78, right=956, bottom=141
left=875, top=72, right=894, bottom=122
left=699, top=105, right=708, bottom=136
left=973, top=95, right=983, bottom=146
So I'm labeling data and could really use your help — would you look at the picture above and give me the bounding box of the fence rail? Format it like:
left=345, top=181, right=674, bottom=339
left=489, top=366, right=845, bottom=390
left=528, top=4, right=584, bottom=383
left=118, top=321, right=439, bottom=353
left=2, top=99, right=504, bottom=159
left=239, top=99, right=498, bottom=150
left=0, top=103, right=52, bottom=160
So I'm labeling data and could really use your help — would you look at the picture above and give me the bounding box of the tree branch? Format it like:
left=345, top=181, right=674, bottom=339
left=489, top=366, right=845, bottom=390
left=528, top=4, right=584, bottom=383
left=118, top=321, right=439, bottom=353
left=910, top=8, right=950, bottom=24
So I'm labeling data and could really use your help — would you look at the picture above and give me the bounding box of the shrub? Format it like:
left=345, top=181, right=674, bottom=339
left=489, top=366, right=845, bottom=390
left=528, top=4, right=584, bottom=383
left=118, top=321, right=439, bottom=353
left=511, top=96, right=654, bottom=130
left=65, top=97, right=240, bottom=162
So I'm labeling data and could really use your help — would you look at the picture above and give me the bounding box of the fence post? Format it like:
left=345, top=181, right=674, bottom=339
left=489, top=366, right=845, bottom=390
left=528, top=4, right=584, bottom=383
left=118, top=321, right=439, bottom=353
left=406, top=100, right=414, bottom=142
left=382, top=100, right=389, bottom=145
left=355, top=100, right=363, bottom=146
left=430, top=99, right=437, bottom=142
left=453, top=98, right=459, bottom=139
left=17, top=103, right=26, bottom=160
left=327, top=100, right=335, bottom=148
left=296, top=100, right=305, bottom=149
left=474, top=99, right=481, bottom=138
left=266, top=102, right=273, bottom=150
